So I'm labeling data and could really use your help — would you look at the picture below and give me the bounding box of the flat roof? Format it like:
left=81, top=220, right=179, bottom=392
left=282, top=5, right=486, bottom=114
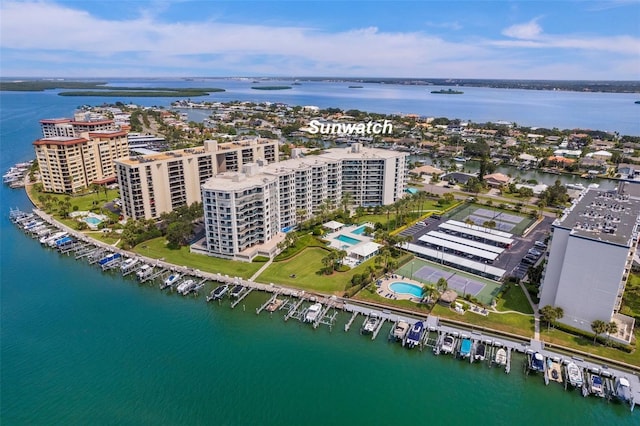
left=402, top=243, right=506, bottom=279
left=447, top=220, right=514, bottom=238
left=323, top=220, right=344, bottom=230
left=202, top=171, right=277, bottom=191
left=439, top=222, right=514, bottom=245
left=318, top=146, right=407, bottom=161
left=350, top=241, right=381, bottom=257
left=33, top=137, right=87, bottom=146
left=425, top=231, right=504, bottom=254
left=555, top=188, right=640, bottom=246
left=417, top=235, right=499, bottom=261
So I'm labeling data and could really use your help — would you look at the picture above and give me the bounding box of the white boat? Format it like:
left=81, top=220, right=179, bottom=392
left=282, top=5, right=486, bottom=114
left=176, top=279, right=196, bottom=295
left=162, top=273, right=181, bottom=289
left=120, top=258, right=139, bottom=272
left=565, top=183, right=585, bottom=190
left=207, top=284, right=229, bottom=302
left=391, top=321, right=409, bottom=341
left=304, top=303, right=323, bottom=323
left=41, top=231, right=66, bottom=245
left=589, top=373, right=605, bottom=398
left=494, top=348, right=507, bottom=366
left=441, top=335, right=456, bottom=354
left=136, top=264, right=152, bottom=281
left=361, top=313, right=380, bottom=334
left=566, top=362, right=583, bottom=387
left=614, top=377, right=632, bottom=403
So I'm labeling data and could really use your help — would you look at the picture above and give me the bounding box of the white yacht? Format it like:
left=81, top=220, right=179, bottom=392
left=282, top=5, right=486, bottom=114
left=566, top=362, right=583, bottom=388
left=120, top=258, right=139, bottom=272
left=304, top=303, right=323, bottom=323
left=361, top=313, right=380, bottom=334
left=494, top=348, right=507, bottom=366
left=136, top=264, right=152, bottom=281
left=177, top=279, right=196, bottom=295
left=441, top=335, right=456, bottom=354
left=162, top=273, right=181, bottom=289
left=391, top=321, right=409, bottom=341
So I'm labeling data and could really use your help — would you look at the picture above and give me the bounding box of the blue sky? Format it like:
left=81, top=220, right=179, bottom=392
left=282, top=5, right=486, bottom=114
left=1, top=0, right=639, bottom=79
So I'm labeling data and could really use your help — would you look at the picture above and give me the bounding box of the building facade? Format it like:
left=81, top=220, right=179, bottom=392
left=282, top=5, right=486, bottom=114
left=115, top=138, right=279, bottom=219
left=33, top=130, right=129, bottom=193
left=198, top=145, right=408, bottom=261
left=539, top=187, right=639, bottom=343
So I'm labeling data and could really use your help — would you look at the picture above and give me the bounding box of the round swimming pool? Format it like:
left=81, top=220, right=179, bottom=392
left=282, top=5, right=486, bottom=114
left=389, top=282, right=423, bottom=297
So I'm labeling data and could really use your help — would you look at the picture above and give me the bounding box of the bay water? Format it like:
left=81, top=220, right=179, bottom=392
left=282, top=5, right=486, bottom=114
left=1, top=84, right=638, bottom=425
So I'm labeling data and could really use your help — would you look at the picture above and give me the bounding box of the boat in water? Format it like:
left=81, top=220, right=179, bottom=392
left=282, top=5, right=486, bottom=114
left=529, top=352, right=545, bottom=373
left=494, top=348, right=507, bottom=366
left=136, top=264, right=153, bottom=281
left=391, top=321, right=409, bottom=342
left=474, top=343, right=486, bottom=361
left=304, top=303, right=323, bottom=323
left=588, top=373, right=605, bottom=398
left=614, top=377, right=632, bottom=403
left=161, top=273, right=181, bottom=290
left=207, top=284, right=229, bottom=302
left=230, top=284, right=244, bottom=298
left=441, top=335, right=456, bottom=355
left=565, top=362, right=584, bottom=388
left=547, top=358, right=563, bottom=384
left=459, top=338, right=472, bottom=358
left=361, top=313, right=380, bottom=335
left=265, top=298, right=284, bottom=312
left=176, top=279, right=196, bottom=295
left=405, top=321, right=424, bottom=349
left=120, top=257, right=139, bottom=272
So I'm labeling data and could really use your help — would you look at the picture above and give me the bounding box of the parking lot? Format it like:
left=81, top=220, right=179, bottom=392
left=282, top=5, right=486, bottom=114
left=400, top=209, right=554, bottom=282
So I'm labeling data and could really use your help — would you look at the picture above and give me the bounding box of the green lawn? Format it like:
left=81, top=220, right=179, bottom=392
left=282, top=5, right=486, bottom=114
left=257, top=247, right=375, bottom=294
left=28, top=184, right=119, bottom=213
left=431, top=304, right=535, bottom=337
left=496, top=282, right=534, bottom=314
left=540, top=328, right=639, bottom=367
left=131, top=237, right=263, bottom=278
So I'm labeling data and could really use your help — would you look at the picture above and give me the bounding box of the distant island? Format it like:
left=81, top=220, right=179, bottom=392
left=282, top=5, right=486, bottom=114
left=0, top=81, right=224, bottom=97
left=251, top=86, right=292, bottom=90
left=58, top=89, right=224, bottom=97
left=431, top=88, right=464, bottom=94
left=348, top=85, right=364, bottom=89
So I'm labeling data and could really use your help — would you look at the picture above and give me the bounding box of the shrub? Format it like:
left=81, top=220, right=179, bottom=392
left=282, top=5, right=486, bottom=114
left=252, top=256, right=270, bottom=263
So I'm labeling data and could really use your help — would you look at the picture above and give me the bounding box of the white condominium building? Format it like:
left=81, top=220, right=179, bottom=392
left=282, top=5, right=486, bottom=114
left=115, top=138, right=279, bottom=219
left=33, top=130, right=129, bottom=193
left=198, top=144, right=408, bottom=261
left=40, top=118, right=116, bottom=138
left=539, top=186, right=640, bottom=343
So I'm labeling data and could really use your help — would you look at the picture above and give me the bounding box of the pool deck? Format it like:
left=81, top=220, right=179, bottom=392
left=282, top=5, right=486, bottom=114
left=377, top=274, right=425, bottom=302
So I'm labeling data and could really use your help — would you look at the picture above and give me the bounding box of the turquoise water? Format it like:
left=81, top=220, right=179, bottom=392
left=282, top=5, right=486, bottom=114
left=352, top=225, right=367, bottom=235
left=1, top=86, right=638, bottom=424
left=83, top=216, right=102, bottom=226
left=337, top=234, right=361, bottom=245
left=390, top=281, right=424, bottom=297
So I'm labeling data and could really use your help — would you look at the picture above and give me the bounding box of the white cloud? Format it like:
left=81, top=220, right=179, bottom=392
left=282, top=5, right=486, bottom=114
left=0, top=1, right=638, bottom=79
left=502, top=18, right=543, bottom=40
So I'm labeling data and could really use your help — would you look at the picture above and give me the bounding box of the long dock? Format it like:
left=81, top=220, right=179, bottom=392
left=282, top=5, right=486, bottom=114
left=344, top=312, right=359, bottom=332
left=230, top=287, right=253, bottom=309
left=10, top=207, right=640, bottom=413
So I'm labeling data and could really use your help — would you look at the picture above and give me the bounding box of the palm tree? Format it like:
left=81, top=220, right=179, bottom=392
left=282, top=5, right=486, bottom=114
left=591, top=320, right=607, bottom=344
left=606, top=321, right=618, bottom=345
left=539, top=305, right=563, bottom=331
left=436, top=277, right=448, bottom=294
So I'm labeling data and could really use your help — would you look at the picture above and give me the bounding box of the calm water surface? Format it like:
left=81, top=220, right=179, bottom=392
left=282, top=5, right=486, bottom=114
left=1, top=86, right=637, bottom=425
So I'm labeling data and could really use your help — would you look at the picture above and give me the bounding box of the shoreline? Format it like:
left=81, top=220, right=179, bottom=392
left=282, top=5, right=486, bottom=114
left=18, top=184, right=640, bottom=375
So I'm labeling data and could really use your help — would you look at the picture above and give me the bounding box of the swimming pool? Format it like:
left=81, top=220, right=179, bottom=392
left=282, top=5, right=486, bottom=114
left=389, top=282, right=423, bottom=297
left=84, top=217, right=103, bottom=226
left=336, top=234, right=361, bottom=245
left=351, top=225, right=367, bottom=235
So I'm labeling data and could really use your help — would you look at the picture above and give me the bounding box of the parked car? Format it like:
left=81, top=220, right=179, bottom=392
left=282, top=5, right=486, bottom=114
left=534, top=241, right=547, bottom=249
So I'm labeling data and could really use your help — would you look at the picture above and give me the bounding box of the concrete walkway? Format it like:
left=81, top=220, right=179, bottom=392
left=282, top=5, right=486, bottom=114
left=250, top=258, right=273, bottom=281
left=518, top=281, right=540, bottom=339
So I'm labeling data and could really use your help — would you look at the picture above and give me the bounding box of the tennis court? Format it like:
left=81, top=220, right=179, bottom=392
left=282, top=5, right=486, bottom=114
left=445, top=203, right=535, bottom=236
left=413, top=265, right=486, bottom=296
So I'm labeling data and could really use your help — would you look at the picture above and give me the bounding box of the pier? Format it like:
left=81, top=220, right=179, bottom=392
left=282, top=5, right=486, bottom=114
left=9, top=207, right=640, bottom=414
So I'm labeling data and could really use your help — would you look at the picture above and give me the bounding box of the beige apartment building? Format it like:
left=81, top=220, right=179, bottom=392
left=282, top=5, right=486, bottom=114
left=198, top=144, right=408, bottom=261
left=115, top=138, right=279, bottom=219
left=34, top=130, right=129, bottom=194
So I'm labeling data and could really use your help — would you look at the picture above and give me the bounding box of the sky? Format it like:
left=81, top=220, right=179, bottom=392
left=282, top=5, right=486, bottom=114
left=0, top=0, right=639, bottom=80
